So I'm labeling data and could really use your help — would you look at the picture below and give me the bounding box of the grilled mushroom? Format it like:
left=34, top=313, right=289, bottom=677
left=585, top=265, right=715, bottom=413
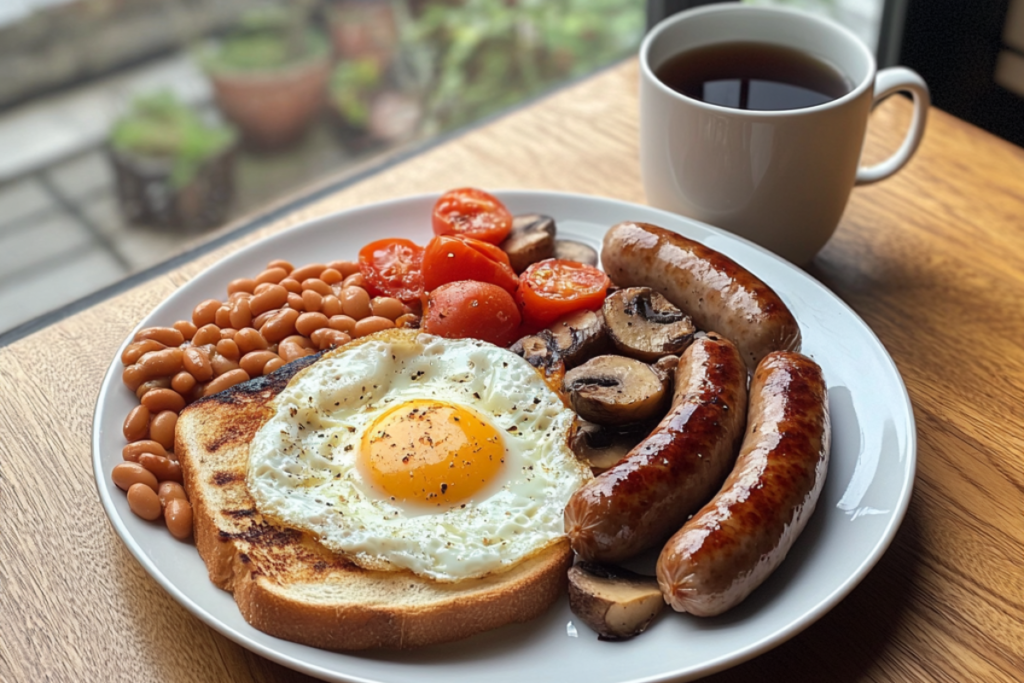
left=501, top=214, right=556, bottom=273
left=570, top=420, right=650, bottom=473
left=568, top=561, right=664, bottom=640
left=511, top=308, right=609, bottom=373
left=563, top=355, right=670, bottom=425
left=602, top=287, right=695, bottom=362
left=553, top=239, right=599, bottom=266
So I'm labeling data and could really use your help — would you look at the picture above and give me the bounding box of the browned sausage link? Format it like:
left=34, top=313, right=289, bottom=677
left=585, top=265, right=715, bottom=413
left=656, top=351, right=830, bottom=617
left=600, top=221, right=801, bottom=370
left=564, top=334, right=747, bottom=563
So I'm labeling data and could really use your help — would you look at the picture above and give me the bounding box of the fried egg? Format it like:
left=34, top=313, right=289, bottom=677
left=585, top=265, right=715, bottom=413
left=247, top=329, right=591, bottom=582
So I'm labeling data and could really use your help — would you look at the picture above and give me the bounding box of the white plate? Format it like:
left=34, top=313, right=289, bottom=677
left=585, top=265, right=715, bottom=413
left=93, top=191, right=916, bottom=683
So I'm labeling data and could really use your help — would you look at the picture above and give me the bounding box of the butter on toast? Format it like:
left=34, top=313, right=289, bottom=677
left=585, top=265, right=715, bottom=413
left=175, top=353, right=573, bottom=650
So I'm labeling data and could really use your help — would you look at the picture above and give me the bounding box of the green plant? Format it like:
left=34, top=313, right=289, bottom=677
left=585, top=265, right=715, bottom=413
left=202, top=3, right=327, bottom=72
left=329, top=58, right=384, bottom=128
left=111, top=92, right=236, bottom=189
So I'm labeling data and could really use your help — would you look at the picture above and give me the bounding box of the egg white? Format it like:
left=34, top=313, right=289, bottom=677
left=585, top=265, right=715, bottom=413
left=246, top=329, right=591, bottom=582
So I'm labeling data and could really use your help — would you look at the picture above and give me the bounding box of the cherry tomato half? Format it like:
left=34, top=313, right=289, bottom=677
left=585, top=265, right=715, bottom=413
left=424, top=281, right=522, bottom=347
left=358, top=238, right=425, bottom=303
left=515, top=259, right=610, bottom=327
left=422, top=234, right=519, bottom=294
left=431, top=188, right=513, bottom=244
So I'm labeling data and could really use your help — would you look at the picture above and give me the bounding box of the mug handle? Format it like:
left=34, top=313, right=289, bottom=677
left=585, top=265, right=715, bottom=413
left=855, top=67, right=930, bottom=185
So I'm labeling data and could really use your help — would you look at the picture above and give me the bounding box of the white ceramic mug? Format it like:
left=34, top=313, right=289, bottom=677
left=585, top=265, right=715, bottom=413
left=639, top=4, right=929, bottom=264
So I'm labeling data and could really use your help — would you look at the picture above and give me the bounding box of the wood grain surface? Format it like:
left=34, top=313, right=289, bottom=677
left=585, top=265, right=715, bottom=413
left=3, top=59, right=1024, bottom=682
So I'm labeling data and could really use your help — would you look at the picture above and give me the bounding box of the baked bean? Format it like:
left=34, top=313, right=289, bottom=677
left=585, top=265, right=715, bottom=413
left=254, top=283, right=274, bottom=296
left=192, top=299, right=222, bottom=327
left=291, top=263, right=326, bottom=282
left=121, top=339, right=165, bottom=366
left=250, top=284, right=289, bottom=316
left=229, top=298, right=252, bottom=329
left=235, top=327, right=269, bottom=353
left=210, top=353, right=240, bottom=376
left=122, top=364, right=146, bottom=392
left=395, top=313, right=420, bottom=329
left=329, top=260, right=360, bottom=277
left=173, top=320, right=198, bottom=341
left=342, top=272, right=366, bottom=288
left=282, top=334, right=314, bottom=349
left=192, top=323, right=221, bottom=347
left=139, top=453, right=182, bottom=483
left=227, top=277, right=257, bottom=295
left=255, top=267, right=288, bottom=285
left=214, top=305, right=232, bottom=328
left=371, top=297, right=405, bottom=320
left=171, top=371, right=196, bottom=395
left=354, top=316, right=395, bottom=338
left=134, top=327, right=185, bottom=347
left=240, top=350, right=279, bottom=376
left=216, top=338, right=241, bottom=362
left=278, top=339, right=314, bottom=363
left=227, top=291, right=250, bottom=304
left=263, top=357, right=286, bottom=374
left=328, top=315, right=357, bottom=334
left=164, top=498, right=194, bottom=540
left=204, top=369, right=250, bottom=397
left=320, top=268, right=343, bottom=285
left=136, top=378, right=170, bottom=401
left=341, top=287, right=371, bottom=319
left=158, top=481, right=187, bottom=508
left=322, top=295, right=343, bottom=317
left=279, top=278, right=302, bottom=294
left=149, top=410, right=178, bottom=451
left=301, top=278, right=332, bottom=296
left=183, top=346, right=214, bottom=382
left=141, top=388, right=186, bottom=414
left=301, top=289, right=324, bottom=312
left=286, top=292, right=306, bottom=311
left=295, top=312, right=329, bottom=337
left=312, top=328, right=351, bottom=350
left=219, top=327, right=238, bottom=340
left=251, top=309, right=278, bottom=330
left=112, top=462, right=158, bottom=492
left=127, top=483, right=162, bottom=521
left=261, top=308, right=300, bottom=343
left=122, top=440, right=168, bottom=462
left=136, top=347, right=184, bottom=379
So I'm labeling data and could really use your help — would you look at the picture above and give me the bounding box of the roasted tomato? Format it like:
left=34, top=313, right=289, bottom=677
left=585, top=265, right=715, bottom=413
left=422, top=234, right=519, bottom=294
left=423, top=281, right=522, bottom=347
left=358, top=238, right=425, bottom=303
left=431, top=188, right=513, bottom=244
left=516, top=259, right=610, bottom=327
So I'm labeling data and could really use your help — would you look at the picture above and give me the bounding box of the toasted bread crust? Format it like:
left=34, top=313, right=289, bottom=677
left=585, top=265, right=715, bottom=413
left=177, top=353, right=572, bottom=650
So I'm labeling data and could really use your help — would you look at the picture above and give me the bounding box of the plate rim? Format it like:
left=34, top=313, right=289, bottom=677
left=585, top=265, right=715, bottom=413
left=92, top=189, right=917, bottom=683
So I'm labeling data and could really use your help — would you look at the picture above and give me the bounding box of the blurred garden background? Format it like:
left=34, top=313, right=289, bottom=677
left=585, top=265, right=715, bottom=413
left=0, top=0, right=881, bottom=335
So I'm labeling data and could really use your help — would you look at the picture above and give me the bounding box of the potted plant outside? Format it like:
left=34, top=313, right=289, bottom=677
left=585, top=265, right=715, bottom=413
left=327, top=58, right=423, bottom=149
left=326, top=0, right=399, bottom=70
left=108, top=92, right=237, bottom=231
left=200, top=4, right=330, bottom=149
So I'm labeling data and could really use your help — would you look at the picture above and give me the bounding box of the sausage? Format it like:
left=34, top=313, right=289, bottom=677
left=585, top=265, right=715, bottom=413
left=564, top=334, right=748, bottom=563
left=656, top=351, right=830, bottom=617
left=601, top=221, right=801, bottom=370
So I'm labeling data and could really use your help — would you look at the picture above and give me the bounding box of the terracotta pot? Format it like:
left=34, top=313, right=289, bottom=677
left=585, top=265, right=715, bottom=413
left=108, top=145, right=235, bottom=232
left=208, top=55, right=331, bottom=149
left=327, top=0, right=399, bottom=70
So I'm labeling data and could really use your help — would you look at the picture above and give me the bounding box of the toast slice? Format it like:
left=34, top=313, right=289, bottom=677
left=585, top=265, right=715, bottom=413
left=176, top=353, right=573, bottom=651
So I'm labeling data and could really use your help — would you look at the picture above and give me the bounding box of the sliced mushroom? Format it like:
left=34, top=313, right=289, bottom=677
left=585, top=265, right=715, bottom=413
left=568, top=561, right=664, bottom=640
left=501, top=214, right=556, bottom=273
left=602, top=287, right=695, bottom=362
left=563, top=355, right=669, bottom=425
left=570, top=420, right=650, bottom=473
left=510, top=308, right=609, bottom=372
left=553, top=239, right=599, bottom=266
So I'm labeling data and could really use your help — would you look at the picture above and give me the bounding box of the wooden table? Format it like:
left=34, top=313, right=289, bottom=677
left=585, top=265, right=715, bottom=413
left=3, top=59, right=1024, bottom=682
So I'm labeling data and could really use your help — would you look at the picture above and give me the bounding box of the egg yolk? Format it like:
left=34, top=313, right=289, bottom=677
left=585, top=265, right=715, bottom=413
left=360, top=399, right=505, bottom=506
